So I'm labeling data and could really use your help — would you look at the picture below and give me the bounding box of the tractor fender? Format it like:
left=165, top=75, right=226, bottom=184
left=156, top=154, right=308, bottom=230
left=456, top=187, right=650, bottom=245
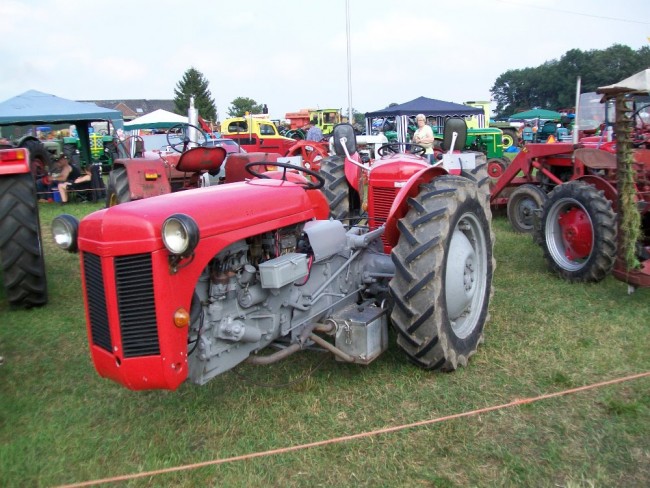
left=574, top=175, right=618, bottom=212
left=16, top=135, right=40, bottom=148
left=384, top=165, right=448, bottom=247
left=114, top=157, right=173, bottom=200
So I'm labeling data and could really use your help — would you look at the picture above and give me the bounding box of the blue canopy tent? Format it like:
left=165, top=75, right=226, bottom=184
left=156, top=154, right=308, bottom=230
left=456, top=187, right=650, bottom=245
left=365, top=96, right=484, bottom=143
left=0, top=90, right=123, bottom=166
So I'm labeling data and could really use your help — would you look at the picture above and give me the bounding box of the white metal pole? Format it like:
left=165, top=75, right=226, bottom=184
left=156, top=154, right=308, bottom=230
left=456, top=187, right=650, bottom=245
left=345, top=0, right=353, bottom=124
left=573, top=76, right=581, bottom=145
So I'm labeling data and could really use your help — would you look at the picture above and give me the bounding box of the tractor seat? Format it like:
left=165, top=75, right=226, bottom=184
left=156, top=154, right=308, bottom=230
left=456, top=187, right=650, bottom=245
left=176, top=146, right=227, bottom=173
left=574, top=148, right=617, bottom=170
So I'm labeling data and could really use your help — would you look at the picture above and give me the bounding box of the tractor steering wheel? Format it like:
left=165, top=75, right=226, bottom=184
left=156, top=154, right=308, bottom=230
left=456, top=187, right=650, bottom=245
left=377, top=143, right=427, bottom=157
left=245, top=161, right=325, bottom=190
left=166, top=123, right=208, bottom=153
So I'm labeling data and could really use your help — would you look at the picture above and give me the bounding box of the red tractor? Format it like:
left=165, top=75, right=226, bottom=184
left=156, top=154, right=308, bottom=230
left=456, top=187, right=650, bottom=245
left=105, top=124, right=233, bottom=206
left=490, top=72, right=650, bottom=288
left=52, top=122, right=494, bottom=391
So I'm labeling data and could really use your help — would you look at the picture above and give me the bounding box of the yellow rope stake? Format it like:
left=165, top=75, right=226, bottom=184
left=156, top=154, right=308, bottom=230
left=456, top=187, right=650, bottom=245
left=615, top=95, right=642, bottom=270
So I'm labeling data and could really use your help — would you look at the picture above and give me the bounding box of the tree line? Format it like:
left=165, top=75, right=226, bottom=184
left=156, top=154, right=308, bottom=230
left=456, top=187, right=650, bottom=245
left=173, top=44, right=650, bottom=123
left=491, top=44, right=650, bottom=118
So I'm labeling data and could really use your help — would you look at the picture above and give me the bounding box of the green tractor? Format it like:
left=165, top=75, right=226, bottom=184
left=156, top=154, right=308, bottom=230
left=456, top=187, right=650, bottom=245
left=465, top=100, right=520, bottom=150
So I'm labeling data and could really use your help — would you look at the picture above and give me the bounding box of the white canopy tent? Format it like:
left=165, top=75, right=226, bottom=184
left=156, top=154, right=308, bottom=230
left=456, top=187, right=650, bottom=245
left=123, top=109, right=187, bottom=130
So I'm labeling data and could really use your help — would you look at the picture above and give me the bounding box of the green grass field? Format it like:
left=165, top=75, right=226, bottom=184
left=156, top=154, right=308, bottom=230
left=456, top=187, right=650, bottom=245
left=1, top=203, right=649, bottom=487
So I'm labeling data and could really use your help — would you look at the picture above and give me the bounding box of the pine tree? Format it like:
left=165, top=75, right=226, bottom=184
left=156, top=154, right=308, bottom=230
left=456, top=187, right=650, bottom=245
left=173, top=67, right=217, bottom=121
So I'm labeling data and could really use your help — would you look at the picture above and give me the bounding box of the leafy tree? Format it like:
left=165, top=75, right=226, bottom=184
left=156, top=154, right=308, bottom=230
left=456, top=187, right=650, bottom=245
left=227, top=97, right=263, bottom=117
left=173, top=67, right=217, bottom=121
left=491, top=44, right=650, bottom=117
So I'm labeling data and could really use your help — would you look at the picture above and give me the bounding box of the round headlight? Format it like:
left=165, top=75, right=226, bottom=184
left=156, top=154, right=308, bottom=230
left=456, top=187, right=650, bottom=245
left=51, top=214, right=79, bottom=252
left=162, top=214, right=199, bottom=256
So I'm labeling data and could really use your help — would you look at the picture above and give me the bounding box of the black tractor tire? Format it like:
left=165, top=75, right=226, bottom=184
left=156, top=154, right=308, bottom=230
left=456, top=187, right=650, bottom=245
left=535, top=180, right=616, bottom=282
left=320, top=155, right=352, bottom=220
left=20, top=139, right=52, bottom=179
left=390, top=175, right=495, bottom=371
left=507, top=184, right=547, bottom=233
left=0, top=174, right=47, bottom=308
left=105, top=167, right=131, bottom=207
left=501, top=129, right=518, bottom=150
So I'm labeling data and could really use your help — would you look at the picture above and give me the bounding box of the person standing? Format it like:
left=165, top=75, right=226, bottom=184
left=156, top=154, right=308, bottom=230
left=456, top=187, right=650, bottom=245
left=305, top=119, right=324, bottom=142
left=412, top=114, right=435, bottom=159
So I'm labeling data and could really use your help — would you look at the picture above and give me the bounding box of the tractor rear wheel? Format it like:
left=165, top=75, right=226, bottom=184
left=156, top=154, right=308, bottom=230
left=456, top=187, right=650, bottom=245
left=105, top=167, right=131, bottom=207
left=501, top=129, right=518, bottom=150
left=21, top=139, right=52, bottom=179
left=390, top=175, right=494, bottom=371
left=320, top=156, right=352, bottom=221
left=507, top=184, right=547, bottom=233
left=0, top=174, right=47, bottom=308
left=535, top=181, right=616, bottom=282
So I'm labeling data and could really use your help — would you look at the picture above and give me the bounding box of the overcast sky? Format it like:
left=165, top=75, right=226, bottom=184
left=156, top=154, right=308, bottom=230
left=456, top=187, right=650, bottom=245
left=1, top=0, right=648, bottom=120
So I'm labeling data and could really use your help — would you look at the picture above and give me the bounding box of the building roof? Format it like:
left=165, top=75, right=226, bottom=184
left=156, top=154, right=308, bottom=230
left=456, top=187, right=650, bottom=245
left=80, top=99, right=176, bottom=120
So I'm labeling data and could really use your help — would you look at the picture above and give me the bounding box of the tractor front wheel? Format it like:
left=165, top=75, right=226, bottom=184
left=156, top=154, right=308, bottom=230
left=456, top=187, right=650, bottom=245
left=390, top=175, right=494, bottom=371
left=507, top=184, right=547, bottom=233
left=535, top=181, right=616, bottom=282
left=0, top=174, right=47, bottom=308
left=105, top=167, right=131, bottom=207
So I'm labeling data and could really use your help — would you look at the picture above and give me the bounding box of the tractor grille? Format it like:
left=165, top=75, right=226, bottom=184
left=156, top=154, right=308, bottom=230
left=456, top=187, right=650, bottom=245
left=83, top=253, right=112, bottom=353
left=370, top=186, right=397, bottom=229
left=114, top=254, right=160, bottom=358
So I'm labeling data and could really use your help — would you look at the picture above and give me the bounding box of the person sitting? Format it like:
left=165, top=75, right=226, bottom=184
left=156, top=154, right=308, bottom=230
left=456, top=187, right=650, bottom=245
left=412, top=113, right=435, bottom=161
left=58, top=165, right=92, bottom=203
left=305, top=118, right=324, bottom=142
left=36, top=154, right=78, bottom=202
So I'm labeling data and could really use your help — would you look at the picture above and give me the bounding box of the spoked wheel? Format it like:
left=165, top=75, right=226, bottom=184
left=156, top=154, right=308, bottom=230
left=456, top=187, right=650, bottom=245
left=166, top=123, right=208, bottom=153
left=377, top=143, right=427, bottom=157
left=0, top=173, right=47, bottom=308
left=285, top=140, right=329, bottom=172
left=390, top=175, right=495, bottom=371
left=535, top=181, right=616, bottom=282
left=105, top=167, right=131, bottom=207
left=245, top=161, right=325, bottom=190
left=507, top=184, right=547, bottom=233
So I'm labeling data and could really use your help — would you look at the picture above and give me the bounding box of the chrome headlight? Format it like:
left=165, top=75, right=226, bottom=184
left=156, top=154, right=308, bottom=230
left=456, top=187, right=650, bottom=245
left=162, top=214, right=199, bottom=257
left=51, top=214, right=79, bottom=253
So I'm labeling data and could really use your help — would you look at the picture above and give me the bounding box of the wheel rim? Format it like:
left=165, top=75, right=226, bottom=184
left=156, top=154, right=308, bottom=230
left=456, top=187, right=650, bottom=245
left=545, top=197, right=594, bottom=270
left=513, top=195, right=538, bottom=229
left=445, top=212, right=488, bottom=339
left=502, top=134, right=514, bottom=149
left=488, top=160, right=505, bottom=178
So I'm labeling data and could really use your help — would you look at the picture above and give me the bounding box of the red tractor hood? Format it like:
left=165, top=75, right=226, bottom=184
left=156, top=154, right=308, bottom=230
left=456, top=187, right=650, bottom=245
left=79, top=180, right=317, bottom=256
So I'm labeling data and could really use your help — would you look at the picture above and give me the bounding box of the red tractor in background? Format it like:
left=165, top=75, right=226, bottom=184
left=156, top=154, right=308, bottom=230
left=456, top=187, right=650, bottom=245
left=489, top=70, right=650, bottom=289
left=105, top=123, right=229, bottom=206
left=51, top=120, right=494, bottom=391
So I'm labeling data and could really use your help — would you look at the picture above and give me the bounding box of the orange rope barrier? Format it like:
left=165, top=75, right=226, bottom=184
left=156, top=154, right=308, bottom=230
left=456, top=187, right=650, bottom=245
left=56, top=371, right=650, bottom=487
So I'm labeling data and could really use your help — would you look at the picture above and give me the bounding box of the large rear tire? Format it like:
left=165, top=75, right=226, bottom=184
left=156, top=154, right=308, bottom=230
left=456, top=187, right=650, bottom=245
left=105, top=167, right=131, bottom=207
left=507, top=184, right=547, bottom=233
left=390, top=175, right=495, bottom=371
left=21, top=139, right=52, bottom=179
left=320, top=156, right=352, bottom=220
left=0, top=174, right=47, bottom=308
left=535, top=181, right=616, bottom=282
